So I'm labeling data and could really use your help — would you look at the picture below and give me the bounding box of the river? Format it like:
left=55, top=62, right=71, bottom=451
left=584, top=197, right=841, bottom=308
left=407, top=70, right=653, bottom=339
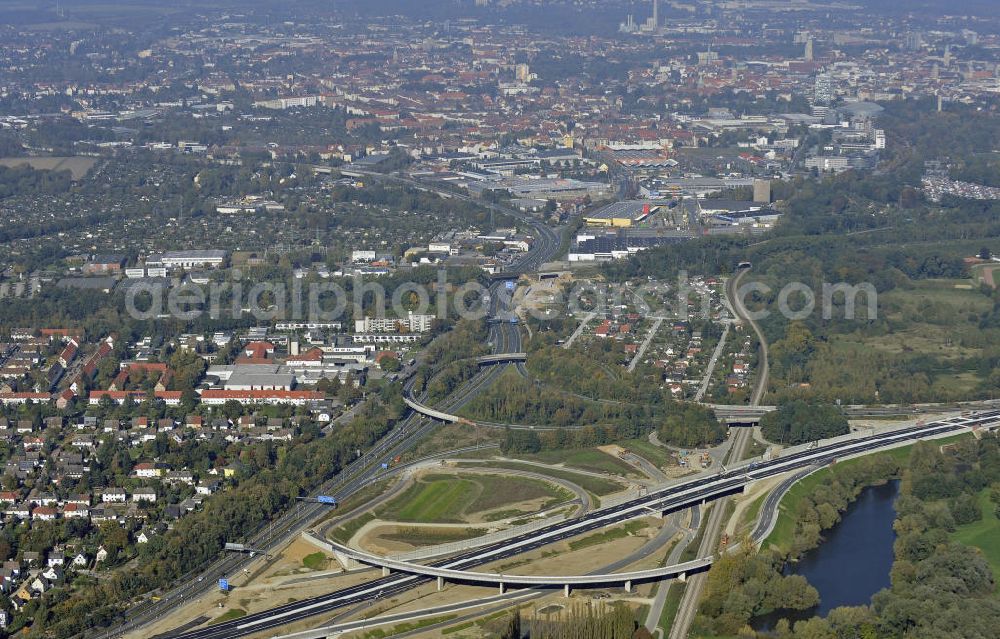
left=754, top=479, right=901, bottom=631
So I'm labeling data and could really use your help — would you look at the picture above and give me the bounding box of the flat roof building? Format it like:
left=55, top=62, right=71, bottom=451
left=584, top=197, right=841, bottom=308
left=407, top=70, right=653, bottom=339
left=147, top=250, right=227, bottom=270
left=583, top=201, right=663, bottom=228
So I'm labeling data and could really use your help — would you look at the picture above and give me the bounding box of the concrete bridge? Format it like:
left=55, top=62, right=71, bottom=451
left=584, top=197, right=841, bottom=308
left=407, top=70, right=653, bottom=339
left=327, top=542, right=710, bottom=596
left=475, top=353, right=527, bottom=365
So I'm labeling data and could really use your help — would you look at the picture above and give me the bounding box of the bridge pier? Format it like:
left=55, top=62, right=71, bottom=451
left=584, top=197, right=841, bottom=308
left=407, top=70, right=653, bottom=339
left=625, top=580, right=632, bottom=593
left=499, top=582, right=506, bottom=595
left=382, top=567, right=390, bottom=577
left=564, top=584, right=570, bottom=597
left=678, top=572, right=686, bottom=583
left=437, top=576, right=444, bottom=591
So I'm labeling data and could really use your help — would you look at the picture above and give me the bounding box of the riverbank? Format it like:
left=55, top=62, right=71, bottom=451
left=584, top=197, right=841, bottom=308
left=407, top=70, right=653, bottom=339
left=764, top=431, right=972, bottom=554
left=693, top=430, right=1000, bottom=639
left=753, top=480, right=901, bottom=631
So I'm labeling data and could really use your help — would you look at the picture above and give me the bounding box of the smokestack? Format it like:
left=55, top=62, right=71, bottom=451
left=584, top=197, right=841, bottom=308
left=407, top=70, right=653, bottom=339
left=653, top=0, right=659, bottom=27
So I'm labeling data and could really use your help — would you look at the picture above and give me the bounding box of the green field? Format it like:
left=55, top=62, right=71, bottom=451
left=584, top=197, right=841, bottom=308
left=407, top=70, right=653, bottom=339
left=456, top=461, right=626, bottom=496
left=951, top=489, right=1000, bottom=588
left=774, top=277, right=1000, bottom=402
left=209, top=609, right=247, bottom=625
left=378, top=473, right=569, bottom=523
left=620, top=438, right=675, bottom=468
left=302, top=552, right=330, bottom=571
left=518, top=448, right=640, bottom=476
left=328, top=511, right=376, bottom=544
left=468, top=476, right=572, bottom=513
left=381, top=474, right=480, bottom=523
left=379, top=526, right=487, bottom=546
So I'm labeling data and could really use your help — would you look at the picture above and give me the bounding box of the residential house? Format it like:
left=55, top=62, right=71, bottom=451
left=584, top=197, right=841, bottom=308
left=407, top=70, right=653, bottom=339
left=63, top=503, right=89, bottom=519
left=195, top=480, right=221, bottom=496
left=102, top=488, right=127, bottom=503
left=133, top=462, right=168, bottom=478
left=132, top=489, right=157, bottom=503
left=165, top=470, right=195, bottom=485
left=41, top=565, right=63, bottom=583
left=32, top=506, right=58, bottom=521
left=4, top=503, right=29, bottom=520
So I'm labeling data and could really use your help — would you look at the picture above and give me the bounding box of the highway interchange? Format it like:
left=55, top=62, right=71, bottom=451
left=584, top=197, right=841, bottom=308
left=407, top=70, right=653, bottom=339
left=169, top=410, right=1000, bottom=639
left=102, top=172, right=559, bottom=639
left=106, top=172, right=1000, bottom=639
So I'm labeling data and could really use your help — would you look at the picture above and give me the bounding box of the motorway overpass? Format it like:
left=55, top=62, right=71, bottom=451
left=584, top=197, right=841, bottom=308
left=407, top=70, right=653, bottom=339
left=327, top=542, right=710, bottom=595
left=171, top=410, right=1000, bottom=639
left=476, top=353, right=527, bottom=364
left=709, top=399, right=1000, bottom=424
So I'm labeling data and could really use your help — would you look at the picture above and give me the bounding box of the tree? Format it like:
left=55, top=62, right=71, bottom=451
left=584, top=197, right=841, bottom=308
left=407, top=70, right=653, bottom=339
left=379, top=354, right=402, bottom=372
left=760, top=401, right=849, bottom=445
left=501, top=428, right=541, bottom=454
left=98, top=521, right=130, bottom=565
left=657, top=403, right=727, bottom=448
left=222, top=400, right=244, bottom=421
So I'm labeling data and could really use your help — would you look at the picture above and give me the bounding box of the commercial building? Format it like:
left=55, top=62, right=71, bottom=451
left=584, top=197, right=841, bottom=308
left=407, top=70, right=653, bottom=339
left=206, top=364, right=295, bottom=391
left=583, top=201, right=661, bottom=228
left=468, top=176, right=612, bottom=202
left=146, top=250, right=227, bottom=271
left=805, top=156, right=851, bottom=172
left=199, top=390, right=325, bottom=406
left=568, top=230, right=693, bottom=262
left=83, top=255, right=126, bottom=276
left=655, top=177, right=755, bottom=198
left=697, top=200, right=769, bottom=216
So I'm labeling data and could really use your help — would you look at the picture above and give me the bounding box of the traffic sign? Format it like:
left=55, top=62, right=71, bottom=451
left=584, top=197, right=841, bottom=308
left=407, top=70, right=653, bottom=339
left=219, top=578, right=229, bottom=592
left=505, top=281, right=515, bottom=291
